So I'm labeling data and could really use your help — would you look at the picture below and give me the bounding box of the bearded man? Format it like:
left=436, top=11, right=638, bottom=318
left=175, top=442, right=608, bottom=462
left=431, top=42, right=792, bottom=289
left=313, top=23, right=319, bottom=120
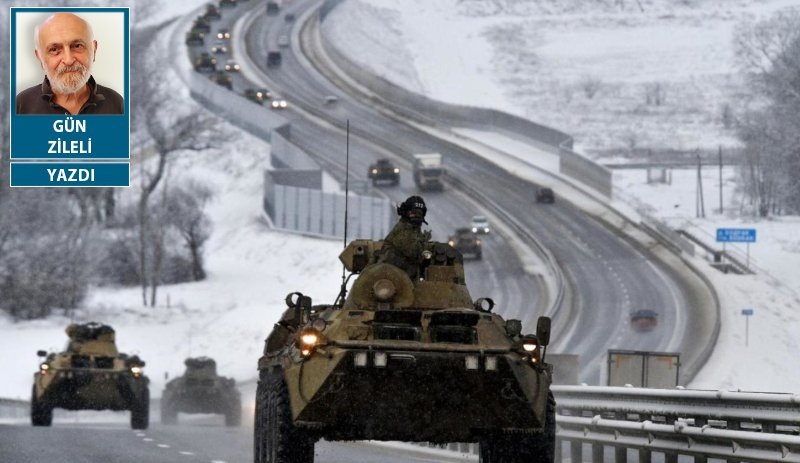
left=16, top=12, right=124, bottom=115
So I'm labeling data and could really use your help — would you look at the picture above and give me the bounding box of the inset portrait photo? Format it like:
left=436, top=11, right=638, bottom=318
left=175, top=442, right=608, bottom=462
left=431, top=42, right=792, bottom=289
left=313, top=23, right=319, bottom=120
left=13, top=9, right=127, bottom=115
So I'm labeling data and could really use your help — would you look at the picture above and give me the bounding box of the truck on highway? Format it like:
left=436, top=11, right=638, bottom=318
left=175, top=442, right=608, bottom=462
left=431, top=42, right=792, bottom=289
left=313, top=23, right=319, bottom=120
left=412, top=153, right=445, bottom=191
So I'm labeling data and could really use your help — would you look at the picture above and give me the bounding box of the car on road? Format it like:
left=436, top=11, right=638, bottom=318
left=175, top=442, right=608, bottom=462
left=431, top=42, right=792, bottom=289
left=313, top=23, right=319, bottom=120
left=219, top=0, right=237, bottom=7
left=193, top=52, right=217, bottom=72
left=224, top=59, right=240, bottom=72
left=448, top=227, right=482, bottom=260
left=630, top=309, right=659, bottom=332
left=270, top=98, right=288, bottom=110
left=209, top=70, right=233, bottom=90
left=216, top=28, right=231, bottom=40
left=277, top=35, right=289, bottom=48
left=211, top=40, right=228, bottom=54
left=470, top=215, right=490, bottom=234
left=243, top=88, right=262, bottom=104
left=284, top=12, right=296, bottom=22
left=266, top=50, right=282, bottom=67
left=536, top=187, right=555, bottom=204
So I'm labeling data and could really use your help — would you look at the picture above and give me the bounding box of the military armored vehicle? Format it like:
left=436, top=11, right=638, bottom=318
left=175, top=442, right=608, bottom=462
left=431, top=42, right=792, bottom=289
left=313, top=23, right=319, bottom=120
left=31, top=322, right=150, bottom=429
left=194, top=52, right=217, bottom=72
left=368, top=158, right=400, bottom=186
left=448, top=227, right=482, bottom=260
left=255, top=240, right=555, bottom=463
left=185, top=30, right=205, bottom=46
left=161, top=357, right=241, bottom=426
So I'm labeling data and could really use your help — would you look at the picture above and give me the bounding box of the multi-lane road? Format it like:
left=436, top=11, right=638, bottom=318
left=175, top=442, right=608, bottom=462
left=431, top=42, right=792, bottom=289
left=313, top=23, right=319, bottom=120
left=0, top=0, right=718, bottom=461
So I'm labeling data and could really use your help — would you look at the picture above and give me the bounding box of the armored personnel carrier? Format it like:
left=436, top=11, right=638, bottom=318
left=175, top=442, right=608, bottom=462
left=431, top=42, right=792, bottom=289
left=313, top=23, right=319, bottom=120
left=161, top=356, right=241, bottom=426
left=31, top=322, right=150, bottom=429
left=255, top=240, right=555, bottom=463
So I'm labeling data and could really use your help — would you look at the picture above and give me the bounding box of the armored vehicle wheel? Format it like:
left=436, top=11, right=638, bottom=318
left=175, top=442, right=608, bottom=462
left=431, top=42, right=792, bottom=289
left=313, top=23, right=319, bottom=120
left=30, top=385, right=52, bottom=427
left=479, top=391, right=555, bottom=463
left=254, top=371, right=314, bottom=463
left=131, top=388, right=150, bottom=430
left=161, top=401, right=178, bottom=425
left=225, top=402, right=241, bottom=427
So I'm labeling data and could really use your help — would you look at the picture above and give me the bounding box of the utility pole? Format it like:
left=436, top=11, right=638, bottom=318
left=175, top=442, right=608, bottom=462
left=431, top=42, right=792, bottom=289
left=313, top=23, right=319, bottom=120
left=696, top=153, right=705, bottom=218
left=718, top=145, right=723, bottom=214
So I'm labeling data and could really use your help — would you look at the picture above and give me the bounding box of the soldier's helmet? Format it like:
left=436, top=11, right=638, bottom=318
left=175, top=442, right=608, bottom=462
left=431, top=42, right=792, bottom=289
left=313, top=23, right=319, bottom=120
left=397, top=195, right=427, bottom=225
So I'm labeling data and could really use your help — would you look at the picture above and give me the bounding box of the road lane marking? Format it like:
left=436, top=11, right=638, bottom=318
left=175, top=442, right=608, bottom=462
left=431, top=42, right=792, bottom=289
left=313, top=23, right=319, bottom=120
left=158, top=444, right=170, bottom=448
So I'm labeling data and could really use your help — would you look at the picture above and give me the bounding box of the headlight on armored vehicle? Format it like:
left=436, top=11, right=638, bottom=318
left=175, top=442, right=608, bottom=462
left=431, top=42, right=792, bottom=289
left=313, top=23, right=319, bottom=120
left=465, top=355, right=480, bottom=370
left=39, top=363, right=50, bottom=375
left=297, top=328, right=326, bottom=357
left=485, top=356, right=497, bottom=371
left=373, top=352, right=387, bottom=368
left=516, top=335, right=541, bottom=364
left=130, top=366, right=143, bottom=378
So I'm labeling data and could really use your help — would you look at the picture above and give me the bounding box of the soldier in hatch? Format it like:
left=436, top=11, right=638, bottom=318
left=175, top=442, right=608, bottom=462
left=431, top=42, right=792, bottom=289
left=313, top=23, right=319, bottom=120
left=374, top=195, right=432, bottom=279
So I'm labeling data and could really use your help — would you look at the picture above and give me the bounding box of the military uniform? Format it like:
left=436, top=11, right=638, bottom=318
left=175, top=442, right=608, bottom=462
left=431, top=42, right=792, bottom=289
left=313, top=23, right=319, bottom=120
left=376, top=217, right=431, bottom=279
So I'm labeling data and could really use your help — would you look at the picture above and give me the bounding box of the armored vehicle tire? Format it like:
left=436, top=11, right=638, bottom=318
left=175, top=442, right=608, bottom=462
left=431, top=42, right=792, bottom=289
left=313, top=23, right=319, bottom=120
left=161, top=401, right=178, bottom=425
left=225, top=402, right=242, bottom=427
left=131, top=388, right=150, bottom=430
left=30, top=385, right=52, bottom=427
left=479, top=391, right=555, bottom=463
left=254, top=371, right=314, bottom=463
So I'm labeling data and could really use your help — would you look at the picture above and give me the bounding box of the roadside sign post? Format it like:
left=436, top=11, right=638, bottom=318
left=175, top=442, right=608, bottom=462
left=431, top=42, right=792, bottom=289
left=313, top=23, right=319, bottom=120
left=741, top=308, right=754, bottom=347
left=716, top=228, right=757, bottom=270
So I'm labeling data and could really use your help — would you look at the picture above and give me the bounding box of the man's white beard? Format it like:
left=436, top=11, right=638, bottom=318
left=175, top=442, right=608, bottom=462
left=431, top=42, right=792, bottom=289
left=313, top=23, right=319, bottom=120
left=48, top=62, right=91, bottom=95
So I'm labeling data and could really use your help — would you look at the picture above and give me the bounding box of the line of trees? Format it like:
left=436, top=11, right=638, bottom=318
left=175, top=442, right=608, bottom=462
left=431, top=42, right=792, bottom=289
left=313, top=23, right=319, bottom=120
left=734, top=9, right=800, bottom=216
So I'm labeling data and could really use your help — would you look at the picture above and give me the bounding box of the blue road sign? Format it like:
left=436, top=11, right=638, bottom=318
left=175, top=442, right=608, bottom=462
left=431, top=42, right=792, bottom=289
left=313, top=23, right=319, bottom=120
left=741, top=308, right=754, bottom=316
left=717, top=228, right=756, bottom=243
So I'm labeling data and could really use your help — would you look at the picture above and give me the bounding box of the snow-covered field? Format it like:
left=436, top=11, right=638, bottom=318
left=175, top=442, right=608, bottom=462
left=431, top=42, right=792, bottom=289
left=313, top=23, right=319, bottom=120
left=2, top=0, right=799, bottom=402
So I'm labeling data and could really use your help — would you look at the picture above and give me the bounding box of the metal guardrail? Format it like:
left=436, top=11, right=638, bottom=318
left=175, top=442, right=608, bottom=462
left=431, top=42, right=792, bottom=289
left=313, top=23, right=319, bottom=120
left=553, top=385, right=800, bottom=463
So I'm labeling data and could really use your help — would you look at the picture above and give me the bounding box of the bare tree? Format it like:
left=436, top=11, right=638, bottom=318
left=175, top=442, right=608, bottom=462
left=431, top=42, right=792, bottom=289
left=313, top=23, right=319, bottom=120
left=167, top=182, right=214, bottom=281
left=734, top=9, right=800, bottom=215
left=131, top=26, right=221, bottom=306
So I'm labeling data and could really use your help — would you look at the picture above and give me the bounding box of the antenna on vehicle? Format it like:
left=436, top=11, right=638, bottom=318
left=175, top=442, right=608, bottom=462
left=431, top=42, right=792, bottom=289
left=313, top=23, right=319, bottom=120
left=335, top=120, right=351, bottom=308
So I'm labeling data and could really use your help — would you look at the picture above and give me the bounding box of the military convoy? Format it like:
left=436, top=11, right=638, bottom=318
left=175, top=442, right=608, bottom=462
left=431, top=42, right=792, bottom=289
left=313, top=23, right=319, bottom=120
left=161, top=357, right=241, bottom=426
left=255, top=239, right=555, bottom=463
left=31, top=322, right=150, bottom=429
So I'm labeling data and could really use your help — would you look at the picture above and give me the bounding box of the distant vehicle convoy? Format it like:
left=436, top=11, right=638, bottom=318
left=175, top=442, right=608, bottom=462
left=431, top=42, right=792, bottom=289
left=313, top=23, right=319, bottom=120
left=368, top=158, right=400, bottom=186
left=413, top=153, right=445, bottom=191
left=31, top=322, right=149, bottom=429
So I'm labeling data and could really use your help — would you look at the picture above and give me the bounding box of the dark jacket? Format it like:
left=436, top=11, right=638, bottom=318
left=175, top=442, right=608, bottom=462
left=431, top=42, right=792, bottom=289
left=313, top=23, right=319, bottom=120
left=16, top=76, right=124, bottom=115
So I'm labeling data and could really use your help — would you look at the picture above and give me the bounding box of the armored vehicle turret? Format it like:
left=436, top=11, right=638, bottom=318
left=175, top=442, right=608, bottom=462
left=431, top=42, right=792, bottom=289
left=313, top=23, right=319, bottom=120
left=255, top=239, right=555, bottom=463
left=31, top=322, right=150, bottom=429
left=161, top=356, right=241, bottom=426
